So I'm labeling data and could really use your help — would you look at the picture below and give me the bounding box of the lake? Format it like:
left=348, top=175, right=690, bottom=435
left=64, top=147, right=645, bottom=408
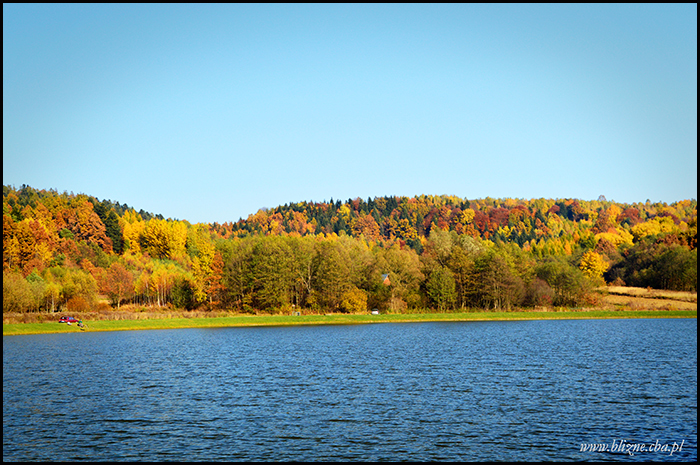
left=3, top=318, right=697, bottom=461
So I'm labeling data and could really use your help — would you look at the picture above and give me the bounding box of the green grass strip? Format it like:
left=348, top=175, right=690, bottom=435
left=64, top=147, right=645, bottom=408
left=3, top=309, right=696, bottom=336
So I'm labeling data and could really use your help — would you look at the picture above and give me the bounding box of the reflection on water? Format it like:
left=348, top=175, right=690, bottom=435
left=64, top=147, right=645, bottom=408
left=3, top=318, right=697, bottom=461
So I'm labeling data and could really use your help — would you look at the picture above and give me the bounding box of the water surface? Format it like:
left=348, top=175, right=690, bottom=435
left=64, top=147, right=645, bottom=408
left=3, top=318, right=697, bottom=461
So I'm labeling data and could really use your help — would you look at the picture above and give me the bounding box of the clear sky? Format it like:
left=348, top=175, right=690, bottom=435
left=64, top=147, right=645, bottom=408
left=3, top=4, right=697, bottom=224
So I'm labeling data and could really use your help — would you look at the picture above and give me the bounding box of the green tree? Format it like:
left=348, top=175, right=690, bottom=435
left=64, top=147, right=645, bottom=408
left=221, top=237, right=257, bottom=312
left=104, top=210, right=123, bottom=254
left=447, top=245, right=478, bottom=309
left=535, top=257, right=590, bottom=307
left=172, top=274, right=198, bottom=310
left=287, top=235, right=316, bottom=308
left=474, top=251, right=525, bottom=310
left=311, top=240, right=353, bottom=312
left=650, top=245, right=697, bottom=291
left=250, top=236, right=295, bottom=311
left=374, top=243, right=424, bottom=311
left=426, top=266, right=456, bottom=311
left=26, top=270, right=47, bottom=311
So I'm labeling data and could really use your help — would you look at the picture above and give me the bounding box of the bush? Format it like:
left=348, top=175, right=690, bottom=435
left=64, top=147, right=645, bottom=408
left=525, top=278, right=554, bottom=308
left=340, top=287, right=367, bottom=313
left=66, top=296, right=91, bottom=313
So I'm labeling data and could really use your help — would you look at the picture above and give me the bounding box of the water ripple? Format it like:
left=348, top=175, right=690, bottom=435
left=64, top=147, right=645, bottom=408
left=4, top=318, right=697, bottom=461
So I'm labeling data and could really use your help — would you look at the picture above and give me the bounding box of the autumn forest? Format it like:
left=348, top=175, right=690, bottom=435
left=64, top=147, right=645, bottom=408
left=3, top=185, right=697, bottom=315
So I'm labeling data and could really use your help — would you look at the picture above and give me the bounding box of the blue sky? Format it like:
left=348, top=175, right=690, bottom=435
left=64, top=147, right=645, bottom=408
left=3, top=4, right=697, bottom=224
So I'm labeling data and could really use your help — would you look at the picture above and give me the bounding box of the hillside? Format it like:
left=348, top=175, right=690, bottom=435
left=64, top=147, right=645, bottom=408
left=3, top=185, right=697, bottom=315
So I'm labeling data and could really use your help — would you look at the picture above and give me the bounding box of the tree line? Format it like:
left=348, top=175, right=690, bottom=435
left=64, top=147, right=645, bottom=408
left=3, top=185, right=696, bottom=314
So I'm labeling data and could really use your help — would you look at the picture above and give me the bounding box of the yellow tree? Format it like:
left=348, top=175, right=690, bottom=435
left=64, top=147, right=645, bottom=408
left=149, top=262, right=181, bottom=307
left=579, top=251, right=609, bottom=283
left=6, top=219, right=54, bottom=274
left=338, top=204, right=352, bottom=223
left=191, top=256, right=210, bottom=304
left=141, top=219, right=171, bottom=258
left=27, top=219, right=55, bottom=270
left=607, top=204, right=623, bottom=224
left=168, top=221, right=188, bottom=260
left=120, top=209, right=145, bottom=254
left=44, top=279, right=62, bottom=313
left=205, top=252, right=225, bottom=305
left=141, top=219, right=187, bottom=260
left=595, top=228, right=634, bottom=249
left=134, top=269, right=152, bottom=306
left=187, top=224, right=215, bottom=303
left=340, top=287, right=368, bottom=313
left=3, top=214, right=20, bottom=270
left=630, top=216, right=679, bottom=241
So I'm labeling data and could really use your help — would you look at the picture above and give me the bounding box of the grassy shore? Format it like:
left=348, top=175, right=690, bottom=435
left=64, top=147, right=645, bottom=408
left=3, top=308, right=696, bottom=336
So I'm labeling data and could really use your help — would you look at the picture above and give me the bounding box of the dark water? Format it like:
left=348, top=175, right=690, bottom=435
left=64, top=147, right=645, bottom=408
left=3, top=318, right=697, bottom=461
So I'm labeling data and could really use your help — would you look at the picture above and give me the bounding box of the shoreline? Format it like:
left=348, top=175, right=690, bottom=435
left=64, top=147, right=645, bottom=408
left=3, top=309, right=696, bottom=336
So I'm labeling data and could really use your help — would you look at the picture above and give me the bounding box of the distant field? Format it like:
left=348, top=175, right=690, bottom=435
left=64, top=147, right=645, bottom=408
left=600, top=286, right=697, bottom=311
left=604, top=286, right=697, bottom=301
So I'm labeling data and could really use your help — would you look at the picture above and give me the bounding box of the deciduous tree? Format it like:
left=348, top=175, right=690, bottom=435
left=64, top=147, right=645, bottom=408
left=102, top=262, right=134, bottom=309
left=579, top=251, right=609, bottom=284
left=426, top=266, right=456, bottom=311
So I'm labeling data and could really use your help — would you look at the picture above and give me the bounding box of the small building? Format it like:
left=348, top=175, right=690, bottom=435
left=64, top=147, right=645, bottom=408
left=382, top=273, right=391, bottom=286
